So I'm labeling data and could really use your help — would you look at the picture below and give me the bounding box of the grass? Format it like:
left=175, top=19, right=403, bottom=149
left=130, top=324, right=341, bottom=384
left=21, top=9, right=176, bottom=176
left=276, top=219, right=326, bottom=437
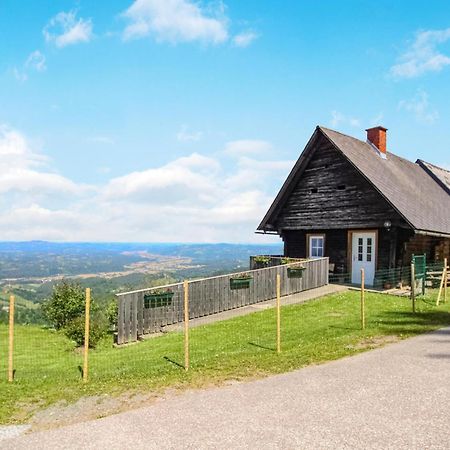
left=1, top=289, right=449, bottom=424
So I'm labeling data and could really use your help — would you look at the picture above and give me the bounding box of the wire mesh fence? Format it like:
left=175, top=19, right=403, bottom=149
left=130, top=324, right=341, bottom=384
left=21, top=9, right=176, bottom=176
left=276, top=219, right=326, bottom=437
left=1, top=258, right=449, bottom=425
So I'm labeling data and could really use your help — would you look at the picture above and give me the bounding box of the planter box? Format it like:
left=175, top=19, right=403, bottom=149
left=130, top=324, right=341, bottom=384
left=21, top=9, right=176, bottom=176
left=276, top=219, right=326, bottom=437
left=287, top=267, right=306, bottom=278
left=230, top=277, right=253, bottom=290
left=144, top=292, right=174, bottom=308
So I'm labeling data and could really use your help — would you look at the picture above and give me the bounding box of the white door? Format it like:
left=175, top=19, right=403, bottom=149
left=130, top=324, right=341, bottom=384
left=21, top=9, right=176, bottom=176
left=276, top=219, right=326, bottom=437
left=351, top=232, right=376, bottom=285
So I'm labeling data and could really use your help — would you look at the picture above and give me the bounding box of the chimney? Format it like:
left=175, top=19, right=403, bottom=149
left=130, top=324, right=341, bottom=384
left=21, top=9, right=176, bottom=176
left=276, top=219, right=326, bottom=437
left=366, top=126, right=387, bottom=155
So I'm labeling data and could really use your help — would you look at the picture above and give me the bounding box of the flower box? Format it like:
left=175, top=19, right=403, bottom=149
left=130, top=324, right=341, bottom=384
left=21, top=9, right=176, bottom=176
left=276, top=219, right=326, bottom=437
left=144, top=291, right=174, bottom=308
left=230, top=276, right=253, bottom=290
left=287, top=267, right=306, bottom=278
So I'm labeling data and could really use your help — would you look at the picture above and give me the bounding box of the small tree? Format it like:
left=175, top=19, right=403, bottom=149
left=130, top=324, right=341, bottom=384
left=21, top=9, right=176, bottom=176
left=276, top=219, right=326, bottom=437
left=42, top=280, right=85, bottom=330
left=42, top=280, right=108, bottom=348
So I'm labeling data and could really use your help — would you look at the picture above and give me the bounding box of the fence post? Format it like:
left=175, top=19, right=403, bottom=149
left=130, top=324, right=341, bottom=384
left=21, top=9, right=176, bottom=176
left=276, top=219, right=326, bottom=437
left=8, top=295, right=15, bottom=382
left=360, top=269, right=365, bottom=330
left=437, top=258, right=447, bottom=306
left=276, top=273, right=281, bottom=354
left=83, top=288, right=91, bottom=383
left=411, top=263, right=416, bottom=312
left=444, top=258, right=448, bottom=304
left=184, top=280, right=190, bottom=371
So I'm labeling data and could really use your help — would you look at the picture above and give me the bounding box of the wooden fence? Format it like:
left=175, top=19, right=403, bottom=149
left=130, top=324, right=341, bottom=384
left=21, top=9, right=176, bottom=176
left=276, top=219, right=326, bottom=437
left=116, top=257, right=329, bottom=344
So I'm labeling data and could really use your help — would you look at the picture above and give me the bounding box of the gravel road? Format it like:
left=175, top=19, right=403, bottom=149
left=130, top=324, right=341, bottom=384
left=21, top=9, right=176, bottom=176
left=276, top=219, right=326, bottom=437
left=3, top=327, right=450, bottom=449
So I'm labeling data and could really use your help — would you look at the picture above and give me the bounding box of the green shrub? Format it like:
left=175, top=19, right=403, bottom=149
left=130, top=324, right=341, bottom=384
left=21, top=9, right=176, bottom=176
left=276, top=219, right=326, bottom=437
left=106, top=300, right=118, bottom=330
left=42, top=281, right=85, bottom=330
left=42, top=280, right=108, bottom=348
left=64, top=312, right=108, bottom=348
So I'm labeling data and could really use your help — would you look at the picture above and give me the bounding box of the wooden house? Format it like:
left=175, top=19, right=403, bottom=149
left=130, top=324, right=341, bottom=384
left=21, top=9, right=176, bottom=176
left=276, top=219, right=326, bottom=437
left=257, top=126, right=450, bottom=286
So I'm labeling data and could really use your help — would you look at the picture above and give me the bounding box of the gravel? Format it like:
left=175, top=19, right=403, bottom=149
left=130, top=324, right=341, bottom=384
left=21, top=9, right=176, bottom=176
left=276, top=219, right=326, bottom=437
left=0, top=425, right=30, bottom=442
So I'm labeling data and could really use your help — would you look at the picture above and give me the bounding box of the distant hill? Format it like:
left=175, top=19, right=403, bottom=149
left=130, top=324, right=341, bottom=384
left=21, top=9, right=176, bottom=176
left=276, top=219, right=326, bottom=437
left=0, top=241, right=283, bottom=279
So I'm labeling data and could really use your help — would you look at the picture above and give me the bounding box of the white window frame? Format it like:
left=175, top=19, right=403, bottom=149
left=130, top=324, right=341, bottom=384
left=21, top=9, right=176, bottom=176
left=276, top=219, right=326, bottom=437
left=307, top=234, right=325, bottom=258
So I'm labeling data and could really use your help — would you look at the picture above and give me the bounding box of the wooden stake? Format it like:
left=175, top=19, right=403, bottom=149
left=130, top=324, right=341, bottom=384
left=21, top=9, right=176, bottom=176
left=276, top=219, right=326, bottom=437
left=276, top=273, right=281, bottom=354
left=83, top=288, right=91, bottom=383
left=443, top=258, right=447, bottom=304
left=184, top=280, right=189, bottom=371
left=360, top=269, right=365, bottom=330
left=436, top=262, right=446, bottom=306
left=411, top=263, right=416, bottom=312
left=8, top=295, right=15, bottom=382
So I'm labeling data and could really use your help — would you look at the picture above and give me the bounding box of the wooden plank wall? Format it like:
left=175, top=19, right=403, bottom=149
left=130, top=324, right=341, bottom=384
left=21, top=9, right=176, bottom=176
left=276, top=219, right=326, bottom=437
left=274, top=136, right=404, bottom=230
left=116, top=257, right=329, bottom=344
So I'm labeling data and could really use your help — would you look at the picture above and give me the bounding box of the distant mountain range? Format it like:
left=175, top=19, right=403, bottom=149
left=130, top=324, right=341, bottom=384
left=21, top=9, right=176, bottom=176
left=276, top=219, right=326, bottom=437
left=0, top=241, right=283, bottom=279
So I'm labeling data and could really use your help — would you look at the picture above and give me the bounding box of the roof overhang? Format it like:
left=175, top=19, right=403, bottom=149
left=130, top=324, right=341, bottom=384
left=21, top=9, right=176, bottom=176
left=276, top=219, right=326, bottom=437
left=415, top=229, right=450, bottom=239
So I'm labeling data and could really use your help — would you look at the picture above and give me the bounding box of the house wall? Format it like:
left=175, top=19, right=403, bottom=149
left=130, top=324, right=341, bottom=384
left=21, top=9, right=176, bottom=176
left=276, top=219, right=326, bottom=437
left=274, top=135, right=406, bottom=230
left=273, top=134, right=450, bottom=273
left=401, top=233, right=450, bottom=265
left=283, top=227, right=403, bottom=273
left=283, top=229, right=347, bottom=271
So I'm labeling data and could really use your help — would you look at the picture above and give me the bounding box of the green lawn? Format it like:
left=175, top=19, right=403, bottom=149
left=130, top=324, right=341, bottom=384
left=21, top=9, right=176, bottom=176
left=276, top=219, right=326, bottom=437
left=1, top=289, right=449, bottom=424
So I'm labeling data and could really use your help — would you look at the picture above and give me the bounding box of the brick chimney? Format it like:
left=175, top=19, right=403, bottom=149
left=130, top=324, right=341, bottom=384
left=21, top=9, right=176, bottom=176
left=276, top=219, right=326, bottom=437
left=366, top=126, right=387, bottom=155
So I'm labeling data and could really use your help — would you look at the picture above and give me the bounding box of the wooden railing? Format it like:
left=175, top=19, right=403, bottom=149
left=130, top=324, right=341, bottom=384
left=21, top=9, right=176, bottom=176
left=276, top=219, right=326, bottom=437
left=116, top=257, right=329, bottom=344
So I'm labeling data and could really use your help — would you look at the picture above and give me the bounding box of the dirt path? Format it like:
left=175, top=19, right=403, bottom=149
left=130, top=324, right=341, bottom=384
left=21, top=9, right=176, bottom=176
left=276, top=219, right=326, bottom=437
left=3, top=326, right=450, bottom=449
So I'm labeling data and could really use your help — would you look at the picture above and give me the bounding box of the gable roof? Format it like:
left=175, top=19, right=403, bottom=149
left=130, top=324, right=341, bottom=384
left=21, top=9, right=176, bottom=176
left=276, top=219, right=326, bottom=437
left=416, top=159, right=450, bottom=195
left=258, top=126, right=450, bottom=236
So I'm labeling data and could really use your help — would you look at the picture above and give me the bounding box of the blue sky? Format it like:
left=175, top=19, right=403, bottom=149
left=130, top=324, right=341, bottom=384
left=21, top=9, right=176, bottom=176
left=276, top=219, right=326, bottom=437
left=0, top=0, right=449, bottom=242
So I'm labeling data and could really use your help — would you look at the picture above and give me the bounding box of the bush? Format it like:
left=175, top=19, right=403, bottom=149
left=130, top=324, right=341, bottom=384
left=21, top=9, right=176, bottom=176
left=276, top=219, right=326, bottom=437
left=42, top=281, right=85, bottom=330
left=106, top=300, right=118, bottom=330
left=64, top=313, right=108, bottom=348
left=42, top=280, right=108, bottom=348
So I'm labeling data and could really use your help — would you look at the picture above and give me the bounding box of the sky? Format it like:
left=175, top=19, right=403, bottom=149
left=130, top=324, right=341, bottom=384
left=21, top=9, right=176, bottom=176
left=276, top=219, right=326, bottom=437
left=0, top=0, right=449, bottom=243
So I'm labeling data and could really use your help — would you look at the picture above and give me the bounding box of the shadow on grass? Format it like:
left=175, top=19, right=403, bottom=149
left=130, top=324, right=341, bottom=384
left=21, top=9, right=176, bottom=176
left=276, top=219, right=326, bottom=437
left=373, top=310, right=450, bottom=336
left=378, top=310, right=450, bottom=325
left=248, top=342, right=275, bottom=352
left=163, top=356, right=185, bottom=369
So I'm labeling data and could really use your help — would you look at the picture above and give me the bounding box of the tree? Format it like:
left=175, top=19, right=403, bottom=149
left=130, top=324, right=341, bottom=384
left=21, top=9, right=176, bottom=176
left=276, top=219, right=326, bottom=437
left=42, top=280, right=85, bottom=330
left=42, top=280, right=108, bottom=347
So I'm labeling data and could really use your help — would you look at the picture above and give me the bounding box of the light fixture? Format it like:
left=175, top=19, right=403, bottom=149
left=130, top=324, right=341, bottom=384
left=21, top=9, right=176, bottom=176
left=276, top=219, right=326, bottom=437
left=384, top=220, right=392, bottom=231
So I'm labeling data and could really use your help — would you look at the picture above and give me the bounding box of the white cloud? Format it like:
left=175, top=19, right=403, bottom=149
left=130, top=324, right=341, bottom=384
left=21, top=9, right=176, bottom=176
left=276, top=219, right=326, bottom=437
left=43, top=11, right=93, bottom=48
left=176, top=124, right=203, bottom=142
left=224, top=139, right=272, bottom=156
left=0, top=125, right=83, bottom=195
left=13, top=68, right=28, bottom=82
left=330, top=111, right=360, bottom=129
left=25, top=51, right=47, bottom=72
left=122, top=0, right=228, bottom=44
left=103, top=153, right=221, bottom=203
left=398, top=90, right=439, bottom=124
left=0, top=129, right=291, bottom=242
left=13, top=50, right=46, bottom=82
left=233, top=31, right=258, bottom=47
left=391, top=28, right=450, bottom=78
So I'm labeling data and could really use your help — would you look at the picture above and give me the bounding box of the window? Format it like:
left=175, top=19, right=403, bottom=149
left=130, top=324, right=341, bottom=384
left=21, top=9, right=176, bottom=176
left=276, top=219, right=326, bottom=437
left=308, top=235, right=325, bottom=258
left=367, top=238, right=372, bottom=262
left=358, top=238, right=363, bottom=261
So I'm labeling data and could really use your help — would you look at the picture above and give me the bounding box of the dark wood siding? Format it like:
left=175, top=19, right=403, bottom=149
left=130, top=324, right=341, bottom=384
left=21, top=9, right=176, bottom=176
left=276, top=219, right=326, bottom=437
left=274, top=135, right=406, bottom=230
left=401, top=234, right=450, bottom=266
left=283, top=229, right=348, bottom=271
left=283, top=227, right=411, bottom=272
